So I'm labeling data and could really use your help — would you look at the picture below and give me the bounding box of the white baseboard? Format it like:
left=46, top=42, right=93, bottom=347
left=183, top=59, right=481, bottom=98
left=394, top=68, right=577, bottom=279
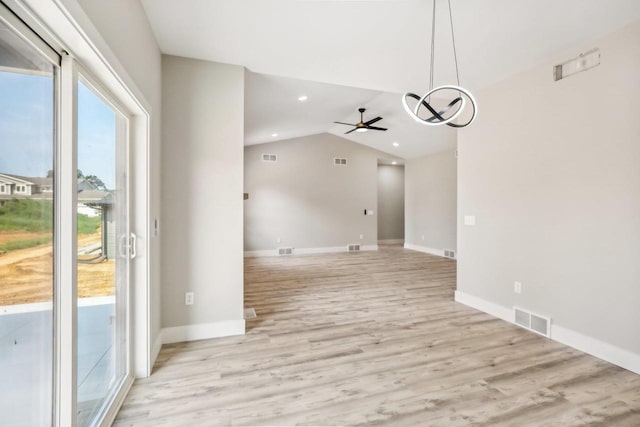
left=151, top=332, right=163, bottom=368
left=454, top=290, right=640, bottom=375
left=404, top=243, right=445, bottom=257
left=244, top=245, right=378, bottom=257
left=244, top=249, right=276, bottom=257
left=552, top=325, right=640, bottom=375
left=161, top=319, right=246, bottom=344
left=378, top=239, right=404, bottom=244
left=454, top=290, right=512, bottom=322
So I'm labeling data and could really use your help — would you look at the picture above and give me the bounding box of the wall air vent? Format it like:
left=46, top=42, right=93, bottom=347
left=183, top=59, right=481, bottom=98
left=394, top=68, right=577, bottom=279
left=514, top=307, right=550, bottom=338
left=444, top=249, right=456, bottom=259
left=278, top=247, right=293, bottom=255
left=348, top=244, right=360, bottom=251
left=334, top=158, right=348, bottom=166
left=262, top=153, right=277, bottom=162
left=554, top=48, right=600, bottom=82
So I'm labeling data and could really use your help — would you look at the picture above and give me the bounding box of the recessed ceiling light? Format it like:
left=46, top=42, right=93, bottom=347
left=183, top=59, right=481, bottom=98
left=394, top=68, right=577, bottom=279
left=298, top=95, right=308, bottom=101
left=392, top=142, right=399, bottom=147
left=271, top=133, right=278, bottom=137
left=392, top=161, right=397, bottom=165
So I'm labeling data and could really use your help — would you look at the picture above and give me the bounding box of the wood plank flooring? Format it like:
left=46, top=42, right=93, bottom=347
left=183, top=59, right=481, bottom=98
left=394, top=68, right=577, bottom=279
left=114, top=245, right=640, bottom=426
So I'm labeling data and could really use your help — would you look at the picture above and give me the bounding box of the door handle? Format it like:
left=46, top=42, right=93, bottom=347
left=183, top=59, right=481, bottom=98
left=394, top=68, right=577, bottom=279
left=118, top=234, right=128, bottom=258
left=130, top=233, right=137, bottom=259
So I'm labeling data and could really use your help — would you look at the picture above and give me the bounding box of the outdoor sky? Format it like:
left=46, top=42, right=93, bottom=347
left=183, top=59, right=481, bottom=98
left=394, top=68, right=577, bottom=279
left=0, top=71, right=117, bottom=189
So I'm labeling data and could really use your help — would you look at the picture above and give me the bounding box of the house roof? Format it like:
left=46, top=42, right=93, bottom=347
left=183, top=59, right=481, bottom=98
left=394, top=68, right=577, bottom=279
left=0, top=173, right=39, bottom=185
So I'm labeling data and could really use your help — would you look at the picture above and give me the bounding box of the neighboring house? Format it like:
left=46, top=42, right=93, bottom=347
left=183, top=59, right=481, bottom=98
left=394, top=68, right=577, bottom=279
left=0, top=173, right=40, bottom=197
left=0, top=173, right=55, bottom=200
left=0, top=172, right=115, bottom=259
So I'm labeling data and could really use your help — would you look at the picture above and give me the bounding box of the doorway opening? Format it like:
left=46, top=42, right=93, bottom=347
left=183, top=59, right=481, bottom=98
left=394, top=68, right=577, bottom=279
left=377, top=160, right=405, bottom=246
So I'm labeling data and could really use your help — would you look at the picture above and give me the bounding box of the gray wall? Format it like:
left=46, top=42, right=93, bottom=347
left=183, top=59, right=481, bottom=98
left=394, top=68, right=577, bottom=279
left=161, top=55, right=245, bottom=329
left=244, top=133, right=395, bottom=252
left=377, top=165, right=404, bottom=241
left=405, top=150, right=457, bottom=252
left=458, top=20, right=640, bottom=356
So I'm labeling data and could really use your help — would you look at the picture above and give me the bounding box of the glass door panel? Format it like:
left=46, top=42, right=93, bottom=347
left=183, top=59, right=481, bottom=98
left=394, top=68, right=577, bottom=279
left=76, top=79, right=129, bottom=426
left=0, top=13, right=58, bottom=427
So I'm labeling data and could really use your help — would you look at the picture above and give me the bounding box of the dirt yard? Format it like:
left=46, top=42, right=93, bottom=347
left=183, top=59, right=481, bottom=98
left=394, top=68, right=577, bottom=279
left=0, top=230, right=116, bottom=306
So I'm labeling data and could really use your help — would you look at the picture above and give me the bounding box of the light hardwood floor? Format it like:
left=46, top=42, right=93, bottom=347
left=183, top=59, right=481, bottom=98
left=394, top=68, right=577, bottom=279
left=114, top=245, right=640, bottom=426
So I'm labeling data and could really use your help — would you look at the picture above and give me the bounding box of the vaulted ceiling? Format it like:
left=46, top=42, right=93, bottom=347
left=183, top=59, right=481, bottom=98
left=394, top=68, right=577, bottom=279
left=142, top=0, right=640, bottom=157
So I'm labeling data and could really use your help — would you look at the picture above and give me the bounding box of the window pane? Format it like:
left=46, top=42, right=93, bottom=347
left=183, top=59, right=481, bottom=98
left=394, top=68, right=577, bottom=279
left=76, top=80, right=128, bottom=426
left=0, top=16, right=56, bottom=427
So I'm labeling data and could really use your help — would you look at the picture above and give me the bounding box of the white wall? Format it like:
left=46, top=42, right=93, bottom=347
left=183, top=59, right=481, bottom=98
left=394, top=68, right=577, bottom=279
left=457, top=20, right=640, bottom=371
left=405, top=150, right=457, bottom=254
left=244, top=133, right=395, bottom=253
left=161, top=55, right=245, bottom=341
left=377, top=165, right=404, bottom=242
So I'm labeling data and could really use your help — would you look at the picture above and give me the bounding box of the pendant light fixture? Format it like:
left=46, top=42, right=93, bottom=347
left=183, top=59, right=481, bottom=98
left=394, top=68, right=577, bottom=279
left=402, top=0, right=477, bottom=128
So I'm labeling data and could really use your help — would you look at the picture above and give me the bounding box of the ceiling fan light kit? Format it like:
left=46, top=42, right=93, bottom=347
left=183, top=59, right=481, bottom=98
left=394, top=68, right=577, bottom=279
left=403, top=0, right=477, bottom=128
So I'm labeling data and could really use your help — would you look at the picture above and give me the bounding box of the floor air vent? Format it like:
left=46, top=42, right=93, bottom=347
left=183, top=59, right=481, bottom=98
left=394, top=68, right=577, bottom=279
left=444, top=249, right=456, bottom=259
left=278, top=247, right=293, bottom=255
left=514, top=307, right=550, bottom=337
left=348, top=244, right=360, bottom=251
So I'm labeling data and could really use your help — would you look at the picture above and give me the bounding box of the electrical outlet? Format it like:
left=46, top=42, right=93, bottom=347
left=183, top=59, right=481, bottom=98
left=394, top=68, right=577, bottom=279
left=185, top=292, right=194, bottom=305
left=514, top=281, right=522, bottom=294
left=276, top=236, right=281, bottom=243
left=421, top=234, right=425, bottom=241
left=359, top=234, right=363, bottom=240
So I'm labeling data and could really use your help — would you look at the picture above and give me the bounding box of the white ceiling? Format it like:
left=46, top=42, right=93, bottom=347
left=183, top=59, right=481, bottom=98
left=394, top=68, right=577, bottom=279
left=328, top=91, right=456, bottom=158
left=142, top=0, right=640, bottom=93
left=245, top=71, right=455, bottom=158
left=142, top=0, right=640, bottom=158
left=244, top=72, right=379, bottom=145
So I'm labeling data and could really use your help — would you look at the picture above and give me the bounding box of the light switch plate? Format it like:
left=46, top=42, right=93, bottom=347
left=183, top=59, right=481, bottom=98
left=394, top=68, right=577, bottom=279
left=514, top=281, right=522, bottom=294
left=464, top=215, right=476, bottom=226
left=185, top=292, right=194, bottom=306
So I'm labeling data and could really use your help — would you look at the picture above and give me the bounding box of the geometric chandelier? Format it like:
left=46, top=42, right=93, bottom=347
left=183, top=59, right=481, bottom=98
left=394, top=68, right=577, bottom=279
left=402, top=0, right=477, bottom=128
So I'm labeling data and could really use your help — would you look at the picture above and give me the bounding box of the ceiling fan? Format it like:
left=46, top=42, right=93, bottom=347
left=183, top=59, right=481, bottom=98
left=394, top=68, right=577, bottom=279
left=334, top=108, right=387, bottom=134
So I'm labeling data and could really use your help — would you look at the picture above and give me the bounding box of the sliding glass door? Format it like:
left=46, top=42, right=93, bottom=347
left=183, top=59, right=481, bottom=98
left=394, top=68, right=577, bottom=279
left=0, top=3, right=133, bottom=426
left=0, top=11, right=58, bottom=427
left=76, top=78, right=130, bottom=426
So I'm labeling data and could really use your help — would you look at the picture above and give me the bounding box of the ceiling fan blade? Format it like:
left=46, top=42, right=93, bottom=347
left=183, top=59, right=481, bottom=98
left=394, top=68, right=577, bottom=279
left=334, top=121, right=358, bottom=126
left=344, top=128, right=358, bottom=134
left=363, top=117, right=382, bottom=126
left=366, top=126, right=388, bottom=131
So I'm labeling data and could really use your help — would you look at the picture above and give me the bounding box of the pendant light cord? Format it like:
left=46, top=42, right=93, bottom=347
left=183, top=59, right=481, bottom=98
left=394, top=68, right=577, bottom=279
left=448, top=0, right=461, bottom=87
left=429, top=0, right=436, bottom=92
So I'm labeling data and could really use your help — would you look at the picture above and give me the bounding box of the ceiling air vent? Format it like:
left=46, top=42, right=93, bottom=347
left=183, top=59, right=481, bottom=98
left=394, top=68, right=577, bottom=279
left=348, top=244, right=360, bottom=251
left=278, top=247, right=293, bottom=256
left=444, top=249, right=456, bottom=259
left=334, top=158, right=348, bottom=166
left=514, top=307, right=550, bottom=338
left=262, top=153, right=277, bottom=162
